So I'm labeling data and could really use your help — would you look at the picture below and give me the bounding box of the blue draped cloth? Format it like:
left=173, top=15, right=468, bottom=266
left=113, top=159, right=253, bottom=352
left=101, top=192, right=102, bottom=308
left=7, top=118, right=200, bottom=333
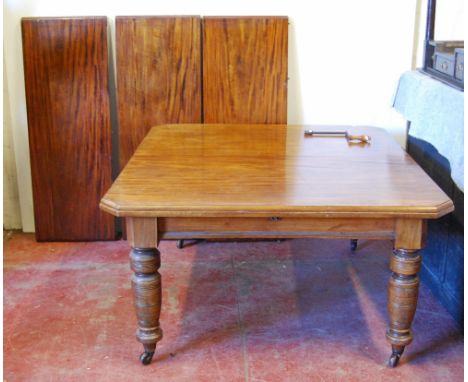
left=393, top=70, right=464, bottom=191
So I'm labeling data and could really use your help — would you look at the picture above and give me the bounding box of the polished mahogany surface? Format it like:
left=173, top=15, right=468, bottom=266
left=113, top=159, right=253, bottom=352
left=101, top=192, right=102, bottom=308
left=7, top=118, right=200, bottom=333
left=116, top=16, right=202, bottom=170
left=101, top=124, right=453, bottom=219
left=22, top=17, right=115, bottom=241
left=203, top=17, right=288, bottom=124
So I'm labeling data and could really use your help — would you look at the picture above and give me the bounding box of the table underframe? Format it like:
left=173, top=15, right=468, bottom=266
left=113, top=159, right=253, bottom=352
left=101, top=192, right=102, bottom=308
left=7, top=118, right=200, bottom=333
left=126, top=216, right=425, bottom=367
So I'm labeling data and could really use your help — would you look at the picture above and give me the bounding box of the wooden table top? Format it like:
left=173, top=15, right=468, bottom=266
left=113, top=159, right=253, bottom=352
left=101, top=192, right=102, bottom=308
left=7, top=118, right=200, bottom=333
left=100, top=124, right=453, bottom=219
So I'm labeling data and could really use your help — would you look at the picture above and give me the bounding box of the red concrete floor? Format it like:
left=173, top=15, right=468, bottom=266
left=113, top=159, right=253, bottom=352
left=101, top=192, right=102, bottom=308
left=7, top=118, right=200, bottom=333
left=3, top=233, right=463, bottom=381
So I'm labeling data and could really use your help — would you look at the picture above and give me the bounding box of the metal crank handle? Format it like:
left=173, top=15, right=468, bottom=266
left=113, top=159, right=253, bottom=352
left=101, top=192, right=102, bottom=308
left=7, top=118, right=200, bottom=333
left=304, top=130, right=371, bottom=144
left=347, top=134, right=371, bottom=143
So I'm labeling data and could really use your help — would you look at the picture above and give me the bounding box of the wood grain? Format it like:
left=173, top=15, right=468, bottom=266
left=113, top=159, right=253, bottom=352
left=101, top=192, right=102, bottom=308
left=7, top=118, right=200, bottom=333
left=394, top=219, right=426, bottom=249
left=159, top=217, right=395, bottom=240
left=101, top=124, right=453, bottom=219
left=116, top=16, right=202, bottom=170
left=386, top=248, right=421, bottom=367
left=202, top=17, right=288, bottom=123
left=130, top=247, right=163, bottom=365
left=22, top=17, right=115, bottom=241
left=126, top=217, right=159, bottom=248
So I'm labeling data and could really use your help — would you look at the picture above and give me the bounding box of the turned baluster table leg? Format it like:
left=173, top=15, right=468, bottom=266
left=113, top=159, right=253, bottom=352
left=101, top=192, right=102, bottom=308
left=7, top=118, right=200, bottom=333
left=126, top=217, right=162, bottom=365
left=386, top=219, right=425, bottom=367
left=130, top=247, right=163, bottom=365
left=386, top=248, right=421, bottom=367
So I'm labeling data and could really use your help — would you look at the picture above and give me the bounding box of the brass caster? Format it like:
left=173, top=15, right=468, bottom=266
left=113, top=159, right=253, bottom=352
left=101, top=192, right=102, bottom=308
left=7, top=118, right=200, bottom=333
left=350, top=239, right=358, bottom=251
left=388, top=353, right=400, bottom=368
left=388, top=346, right=404, bottom=368
left=139, top=351, right=154, bottom=365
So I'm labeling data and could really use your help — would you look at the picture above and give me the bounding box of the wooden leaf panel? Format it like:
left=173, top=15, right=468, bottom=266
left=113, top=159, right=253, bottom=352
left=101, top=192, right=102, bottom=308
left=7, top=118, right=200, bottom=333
left=22, top=16, right=115, bottom=241
left=116, top=16, right=202, bottom=169
left=203, top=16, right=288, bottom=124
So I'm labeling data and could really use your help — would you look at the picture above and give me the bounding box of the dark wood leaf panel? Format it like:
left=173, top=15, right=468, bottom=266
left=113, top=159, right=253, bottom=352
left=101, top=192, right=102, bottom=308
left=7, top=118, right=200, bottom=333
left=22, top=17, right=115, bottom=241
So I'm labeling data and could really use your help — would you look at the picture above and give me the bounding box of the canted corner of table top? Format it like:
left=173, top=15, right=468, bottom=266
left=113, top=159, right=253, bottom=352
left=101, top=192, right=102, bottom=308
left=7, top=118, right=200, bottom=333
left=99, top=199, right=122, bottom=217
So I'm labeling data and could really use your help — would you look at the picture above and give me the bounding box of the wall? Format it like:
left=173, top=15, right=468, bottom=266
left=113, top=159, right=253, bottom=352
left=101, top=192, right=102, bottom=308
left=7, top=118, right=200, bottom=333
left=414, top=0, right=465, bottom=69
left=3, top=58, right=22, bottom=229
left=4, top=0, right=419, bottom=232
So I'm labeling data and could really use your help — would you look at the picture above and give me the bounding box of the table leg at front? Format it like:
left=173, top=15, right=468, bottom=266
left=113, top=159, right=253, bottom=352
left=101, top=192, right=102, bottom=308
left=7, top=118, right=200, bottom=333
left=130, top=247, right=163, bottom=365
left=386, top=248, right=421, bottom=367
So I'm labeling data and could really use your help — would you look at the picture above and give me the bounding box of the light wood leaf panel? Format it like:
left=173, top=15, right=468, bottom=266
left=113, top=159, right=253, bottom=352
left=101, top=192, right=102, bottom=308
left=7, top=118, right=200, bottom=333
left=202, top=16, right=288, bottom=123
left=116, top=16, right=202, bottom=169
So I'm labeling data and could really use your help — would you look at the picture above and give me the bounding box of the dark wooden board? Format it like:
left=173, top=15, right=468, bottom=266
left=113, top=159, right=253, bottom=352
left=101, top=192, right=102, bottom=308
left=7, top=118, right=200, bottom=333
left=202, top=16, right=288, bottom=123
left=22, top=17, right=115, bottom=241
left=116, top=16, right=202, bottom=169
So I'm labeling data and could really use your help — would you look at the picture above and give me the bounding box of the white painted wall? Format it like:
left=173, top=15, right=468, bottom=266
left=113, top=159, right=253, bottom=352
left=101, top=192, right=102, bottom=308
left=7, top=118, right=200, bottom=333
left=3, top=0, right=424, bottom=232
left=3, top=58, right=22, bottom=229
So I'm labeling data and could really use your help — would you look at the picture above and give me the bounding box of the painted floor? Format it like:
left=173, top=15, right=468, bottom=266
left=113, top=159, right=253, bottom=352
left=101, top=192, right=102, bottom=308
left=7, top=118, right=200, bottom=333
left=3, top=233, right=464, bottom=381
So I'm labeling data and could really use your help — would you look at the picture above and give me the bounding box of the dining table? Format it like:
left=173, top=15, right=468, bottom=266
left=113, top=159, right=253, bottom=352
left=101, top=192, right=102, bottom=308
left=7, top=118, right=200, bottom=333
left=100, top=123, right=453, bottom=367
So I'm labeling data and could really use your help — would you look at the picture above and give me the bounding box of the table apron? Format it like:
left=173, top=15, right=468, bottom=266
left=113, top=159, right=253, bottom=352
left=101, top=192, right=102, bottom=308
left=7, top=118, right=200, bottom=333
left=158, top=217, right=395, bottom=240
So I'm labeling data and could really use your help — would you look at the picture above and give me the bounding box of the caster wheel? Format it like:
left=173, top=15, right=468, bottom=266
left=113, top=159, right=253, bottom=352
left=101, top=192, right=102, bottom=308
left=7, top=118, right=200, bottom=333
left=388, top=353, right=400, bottom=368
left=350, top=239, right=358, bottom=251
left=176, top=240, right=184, bottom=249
left=139, top=351, right=154, bottom=365
left=387, top=346, right=404, bottom=368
